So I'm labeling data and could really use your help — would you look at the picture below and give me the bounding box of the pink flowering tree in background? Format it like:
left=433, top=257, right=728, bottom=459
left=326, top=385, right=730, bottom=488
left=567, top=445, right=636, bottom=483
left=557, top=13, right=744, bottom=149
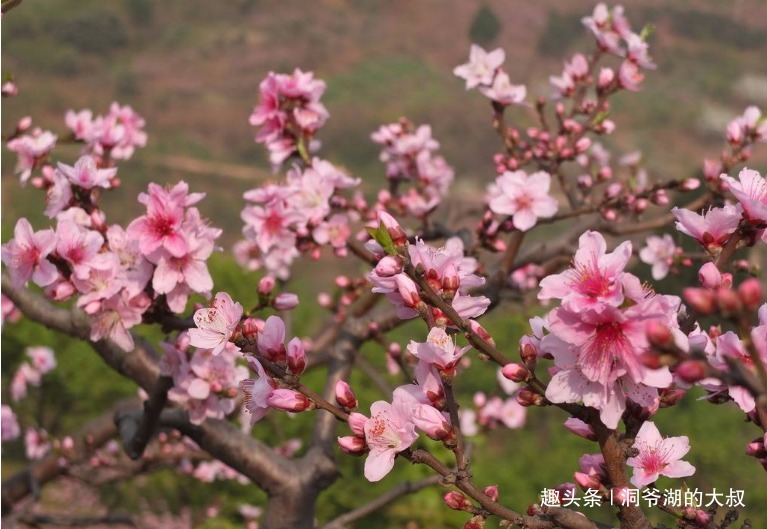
left=2, top=3, right=767, bottom=529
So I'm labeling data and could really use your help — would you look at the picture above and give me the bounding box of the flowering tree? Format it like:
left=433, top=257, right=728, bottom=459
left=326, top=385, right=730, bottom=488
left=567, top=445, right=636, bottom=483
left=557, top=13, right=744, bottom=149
left=2, top=3, right=767, bottom=529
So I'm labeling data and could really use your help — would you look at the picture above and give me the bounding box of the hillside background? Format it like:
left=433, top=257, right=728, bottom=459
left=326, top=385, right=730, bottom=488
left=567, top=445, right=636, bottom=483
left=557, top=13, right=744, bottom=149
left=2, top=1, right=767, bottom=528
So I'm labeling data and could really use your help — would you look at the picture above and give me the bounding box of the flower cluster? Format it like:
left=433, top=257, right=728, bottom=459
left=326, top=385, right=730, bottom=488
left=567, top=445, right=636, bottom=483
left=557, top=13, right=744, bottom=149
left=10, top=346, right=57, bottom=402
left=371, top=119, right=455, bottom=217
left=7, top=128, right=57, bottom=185
left=453, top=44, right=527, bottom=106
left=368, top=218, right=489, bottom=322
left=236, top=158, right=361, bottom=279
left=249, top=69, right=329, bottom=166
left=66, top=102, right=147, bottom=161
left=534, top=231, right=680, bottom=428
left=162, top=332, right=248, bottom=425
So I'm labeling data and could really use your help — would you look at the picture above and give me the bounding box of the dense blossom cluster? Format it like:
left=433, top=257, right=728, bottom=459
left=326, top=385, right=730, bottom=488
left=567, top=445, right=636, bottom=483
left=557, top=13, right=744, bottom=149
left=370, top=119, right=455, bottom=217
left=65, top=102, right=147, bottom=162
left=235, top=158, right=361, bottom=279
left=249, top=68, right=329, bottom=166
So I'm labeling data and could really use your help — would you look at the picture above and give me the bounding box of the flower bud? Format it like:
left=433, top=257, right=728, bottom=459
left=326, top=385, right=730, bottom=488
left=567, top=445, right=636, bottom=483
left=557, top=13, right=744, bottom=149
left=484, top=485, right=499, bottom=502
left=646, top=321, right=672, bottom=348
left=267, top=389, right=312, bottom=412
left=651, top=189, right=669, bottom=206
left=394, top=274, right=421, bottom=308
left=286, top=338, right=306, bottom=375
left=683, top=287, right=716, bottom=314
left=273, top=293, right=299, bottom=311
left=501, top=363, right=530, bottom=383
left=241, top=317, right=263, bottom=338
left=633, top=198, right=648, bottom=213
left=17, top=116, right=32, bottom=132
left=347, top=412, right=367, bottom=437
left=746, top=439, right=767, bottom=458
left=698, top=262, right=722, bottom=288
left=463, top=516, right=484, bottom=529
left=605, top=182, right=623, bottom=199
left=378, top=210, right=407, bottom=247
left=335, top=380, right=358, bottom=409
left=515, top=388, right=543, bottom=407
left=258, top=276, right=276, bottom=295
left=563, top=418, right=596, bottom=441
left=444, top=491, right=472, bottom=511
left=675, top=360, right=706, bottom=384
left=375, top=255, right=403, bottom=277
left=337, top=435, right=367, bottom=455
left=577, top=174, right=593, bottom=189
left=598, top=67, right=615, bottom=89
left=716, top=286, right=742, bottom=315
left=659, top=388, right=685, bottom=408
left=574, top=471, right=601, bottom=491
left=469, top=320, right=496, bottom=347
left=738, top=278, right=763, bottom=310
left=680, top=178, right=701, bottom=191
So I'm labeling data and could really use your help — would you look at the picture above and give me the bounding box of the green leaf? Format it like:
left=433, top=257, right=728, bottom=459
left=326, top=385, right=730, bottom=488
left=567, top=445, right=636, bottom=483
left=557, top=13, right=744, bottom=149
left=365, top=223, right=397, bottom=255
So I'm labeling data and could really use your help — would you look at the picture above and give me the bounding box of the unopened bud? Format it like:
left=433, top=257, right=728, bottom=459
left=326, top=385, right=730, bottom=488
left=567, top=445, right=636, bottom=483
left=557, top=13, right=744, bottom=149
left=484, top=485, right=499, bottom=502
left=598, top=67, right=615, bottom=89
left=273, top=293, right=299, bottom=311
left=746, top=439, right=767, bottom=458
left=267, top=389, right=312, bottom=412
left=501, top=363, right=530, bottom=383
left=738, top=278, right=763, bottom=310
left=698, top=262, right=722, bottom=288
left=683, top=287, right=716, bottom=314
left=395, top=274, right=421, bottom=308
left=463, top=516, right=484, bottom=529
left=563, top=418, right=596, bottom=441
left=347, top=412, right=367, bottom=437
left=286, top=338, right=306, bottom=375
left=675, top=360, right=707, bottom=384
left=378, top=210, right=407, bottom=247
left=337, top=435, right=367, bottom=455
left=646, top=321, right=672, bottom=348
left=335, top=380, right=358, bottom=409
left=574, top=471, right=601, bottom=491
left=444, top=491, right=472, bottom=511
left=258, top=276, right=276, bottom=295
left=716, top=286, right=742, bottom=314
left=515, top=388, right=543, bottom=407
left=680, top=178, right=701, bottom=191
left=375, top=255, right=403, bottom=277
left=241, top=318, right=263, bottom=338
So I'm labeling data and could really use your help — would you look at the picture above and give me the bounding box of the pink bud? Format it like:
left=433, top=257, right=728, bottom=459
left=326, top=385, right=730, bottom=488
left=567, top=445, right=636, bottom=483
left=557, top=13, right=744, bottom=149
left=413, top=405, right=452, bottom=441
left=394, top=274, right=421, bottom=308
left=337, top=435, right=367, bottom=455
left=444, top=491, right=472, bottom=511
left=675, top=360, right=707, bottom=384
left=716, top=287, right=742, bottom=314
left=605, top=182, right=623, bottom=199
left=335, top=275, right=351, bottom=288
left=463, top=516, right=483, bottom=529
left=695, top=510, right=712, bottom=525
left=258, top=276, right=276, bottom=295
left=273, top=293, right=299, bottom=311
left=484, top=485, right=499, bottom=502
left=738, top=278, right=763, bottom=310
left=377, top=210, right=407, bottom=246
left=651, top=190, right=669, bottom=206
left=646, top=321, right=672, bottom=348
left=563, top=418, right=596, bottom=441
left=601, top=208, right=617, bottom=221
left=746, top=439, right=767, bottom=458
left=335, top=380, right=358, bottom=409
left=680, top=178, right=700, bottom=191
left=574, top=137, right=591, bottom=153
left=347, top=412, right=367, bottom=437
left=441, top=264, right=460, bottom=293
left=241, top=318, right=263, bottom=338
left=17, top=116, right=32, bottom=131
left=375, top=255, right=403, bottom=277
left=2, top=81, right=18, bottom=97
left=501, top=363, right=530, bottom=383
left=317, top=292, right=333, bottom=308
left=598, top=67, right=615, bottom=89
left=683, top=287, right=716, bottom=314
left=469, top=320, right=496, bottom=347
left=286, top=338, right=306, bottom=375
left=574, top=471, right=600, bottom=491
left=597, top=166, right=613, bottom=181
left=577, top=174, right=593, bottom=189
left=698, top=262, right=722, bottom=288
left=45, top=280, right=76, bottom=302
left=267, top=389, right=312, bottom=412
left=515, top=388, right=543, bottom=407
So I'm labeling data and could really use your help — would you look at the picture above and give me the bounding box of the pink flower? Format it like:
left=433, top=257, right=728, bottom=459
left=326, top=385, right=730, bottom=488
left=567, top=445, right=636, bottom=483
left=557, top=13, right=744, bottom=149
left=362, top=399, right=418, bottom=481
left=240, top=359, right=276, bottom=425
left=453, top=44, right=505, bottom=90
left=627, top=421, right=695, bottom=487
left=66, top=109, right=95, bottom=140
left=487, top=170, right=558, bottom=231
left=26, top=346, right=56, bottom=375
left=721, top=168, right=767, bottom=225
left=639, top=234, right=677, bottom=280
left=1, top=406, right=20, bottom=441
left=257, top=315, right=287, bottom=361
left=407, top=327, right=470, bottom=375
left=56, top=156, right=116, bottom=189
left=672, top=205, right=741, bottom=251
left=24, top=428, right=51, bottom=460
left=189, top=292, right=243, bottom=355
left=7, top=129, right=57, bottom=184
left=539, top=231, right=633, bottom=311
left=89, top=291, right=151, bottom=351
left=1, top=218, right=58, bottom=289
left=479, top=71, right=526, bottom=105
left=55, top=221, right=107, bottom=280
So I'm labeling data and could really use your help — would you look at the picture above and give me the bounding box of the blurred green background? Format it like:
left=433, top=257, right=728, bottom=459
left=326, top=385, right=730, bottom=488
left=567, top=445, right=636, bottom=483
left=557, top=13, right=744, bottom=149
left=3, top=0, right=767, bottom=527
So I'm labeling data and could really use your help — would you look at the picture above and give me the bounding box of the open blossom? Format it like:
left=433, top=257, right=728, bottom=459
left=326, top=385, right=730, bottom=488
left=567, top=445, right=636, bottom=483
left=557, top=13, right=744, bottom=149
left=25, top=428, right=51, bottom=460
left=189, top=292, right=243, bottom=355
left=407, top=327, right=471, bottom=375
left=240, top=359, right=277, bottom=425
left=362, top=398, right=418, bottom=482
left=453, top=44, right=505, bottom=90
left=56, top=156, right=116, bottom=190
left=672, top=205, right=741, bottom=251
left=479, top=71, right=526, bottom=106
left=721, top=168, right=767, bottom=226
left=7, top=129, right=57, bottom=184
left=639, top=234, right=677, bottom=280
left=89, top=290, right=151, bottom=351
left=487, top=170, right=558, bottom=231
left=627, top=421, right=695, bottom=487
left=1, top=218, right=58, bottom=289
left=26, top=346, right=56, bottom=375
left=539, top=231, right=633, bottom=311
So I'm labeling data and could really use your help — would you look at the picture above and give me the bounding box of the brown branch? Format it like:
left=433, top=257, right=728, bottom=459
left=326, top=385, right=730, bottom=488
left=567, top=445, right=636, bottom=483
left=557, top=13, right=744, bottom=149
left=1, top=0, right=24, bottom=14
left=114, top=375, right=174, bottom=460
